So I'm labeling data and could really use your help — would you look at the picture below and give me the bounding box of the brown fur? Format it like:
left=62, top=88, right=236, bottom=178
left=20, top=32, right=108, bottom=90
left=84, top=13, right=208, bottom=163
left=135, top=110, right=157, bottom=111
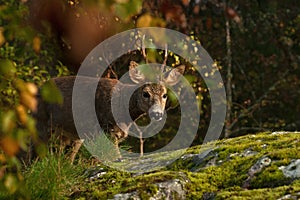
left=35, top=64, right=185, bottom=163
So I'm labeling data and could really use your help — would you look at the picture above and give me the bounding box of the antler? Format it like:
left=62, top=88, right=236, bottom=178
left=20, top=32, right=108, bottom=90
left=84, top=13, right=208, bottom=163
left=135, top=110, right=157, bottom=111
left=162, top=43, right=168, bottom=71
left=159, top=43, right=168, bottom=82
left=141, top=34, right=148, bottom=64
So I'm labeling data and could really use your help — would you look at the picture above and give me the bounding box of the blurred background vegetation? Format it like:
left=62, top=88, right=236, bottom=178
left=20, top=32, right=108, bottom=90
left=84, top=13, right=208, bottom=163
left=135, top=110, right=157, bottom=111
left=0, top=0, right=299, bottom=197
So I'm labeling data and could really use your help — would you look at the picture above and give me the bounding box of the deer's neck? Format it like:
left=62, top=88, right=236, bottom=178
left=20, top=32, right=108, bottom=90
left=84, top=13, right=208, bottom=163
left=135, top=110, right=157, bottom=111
left=129, top=88, right=145, bottom=121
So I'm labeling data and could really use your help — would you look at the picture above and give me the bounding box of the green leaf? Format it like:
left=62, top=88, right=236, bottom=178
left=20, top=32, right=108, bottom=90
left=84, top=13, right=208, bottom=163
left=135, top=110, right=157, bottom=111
left=4, top=174, right=19, bottom=194
left=1, top=110, right=16, bottom=134
left=114, top=0, right=142, bottom=21
left=40, top=80, right=63, bottom=104
left=0, top=59, right=16, bottom=77
left=167, top=89, right=179, bottom=109
left=184, top=74, right=198, bottom=84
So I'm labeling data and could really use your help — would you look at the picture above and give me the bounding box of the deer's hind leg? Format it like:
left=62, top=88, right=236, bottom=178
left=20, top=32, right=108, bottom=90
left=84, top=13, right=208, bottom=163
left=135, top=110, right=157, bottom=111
left=69, top=139, right=84, bottom=164
left=112, top=132, right=124, bottom=161
left=111, top=127, right=129, bottom=161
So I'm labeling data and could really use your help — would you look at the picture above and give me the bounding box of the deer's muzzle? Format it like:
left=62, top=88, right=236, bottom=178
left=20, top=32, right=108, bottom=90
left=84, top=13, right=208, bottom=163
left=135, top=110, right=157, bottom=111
left=149, top=105, right=164, bottom=121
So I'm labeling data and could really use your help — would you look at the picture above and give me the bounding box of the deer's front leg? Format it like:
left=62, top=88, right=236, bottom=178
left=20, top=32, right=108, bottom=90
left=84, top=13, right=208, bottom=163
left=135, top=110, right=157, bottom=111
left=132, top=122, right=144, bottom=157
left=111, top=128, right=128, bottom=162
left=139, top=131, right=144, bottom=157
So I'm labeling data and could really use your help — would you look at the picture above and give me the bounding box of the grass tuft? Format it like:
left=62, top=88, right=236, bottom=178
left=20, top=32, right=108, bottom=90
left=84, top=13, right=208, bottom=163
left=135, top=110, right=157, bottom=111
left=23, top=153, right=84, bottom=200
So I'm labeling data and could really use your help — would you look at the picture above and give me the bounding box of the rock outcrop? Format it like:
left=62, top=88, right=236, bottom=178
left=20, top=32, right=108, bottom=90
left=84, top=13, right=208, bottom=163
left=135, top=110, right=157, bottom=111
left=73, top=132, right=300, bottom=199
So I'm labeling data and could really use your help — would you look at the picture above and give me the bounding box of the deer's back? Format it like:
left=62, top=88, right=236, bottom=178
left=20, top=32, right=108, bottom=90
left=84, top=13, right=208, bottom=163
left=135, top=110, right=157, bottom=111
left=36, top=76, right=120, bottom=140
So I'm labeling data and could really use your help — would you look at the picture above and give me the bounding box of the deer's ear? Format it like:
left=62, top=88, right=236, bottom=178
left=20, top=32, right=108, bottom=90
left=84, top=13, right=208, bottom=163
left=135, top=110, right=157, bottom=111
left=164, top=65, right=185, bottom=86
left=129, top=61, right=145, bottom=84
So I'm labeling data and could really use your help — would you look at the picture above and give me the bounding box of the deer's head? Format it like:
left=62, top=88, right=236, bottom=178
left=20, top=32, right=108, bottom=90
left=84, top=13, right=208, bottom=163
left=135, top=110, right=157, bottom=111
left=129, top=61, right=185, bottom=121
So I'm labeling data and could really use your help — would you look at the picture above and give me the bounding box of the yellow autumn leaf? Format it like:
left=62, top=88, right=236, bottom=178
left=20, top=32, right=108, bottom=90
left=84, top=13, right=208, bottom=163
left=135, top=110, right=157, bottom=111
left=16, top=105, right=28, bottom=125
left=137, top=13, right=152, bottom=27
left=137, top=13, right=166, bottom=27
left=20, top=92, right=38, bottom=112
left=26, top=82, right=38, bottom=96
left=0, top=154, right=6, bottom=163
left=33, top=36, right=41, bottom=53
left=0, top=27, right=5, bottom=46
left=0, top=136, right=20, bottom=157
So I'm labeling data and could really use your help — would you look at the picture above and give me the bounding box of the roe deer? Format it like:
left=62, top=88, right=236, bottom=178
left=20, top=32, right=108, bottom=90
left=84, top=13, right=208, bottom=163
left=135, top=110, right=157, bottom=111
left=36, top=62, right=185, bottom=163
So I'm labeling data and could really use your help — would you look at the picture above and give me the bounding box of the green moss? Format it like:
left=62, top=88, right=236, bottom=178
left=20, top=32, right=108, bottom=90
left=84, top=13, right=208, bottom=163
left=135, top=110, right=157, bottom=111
left=18, top=132, right=300, bottom=199
left=139, top=184, right=159, bottom=199
left=215, top=185, right=300, bottom=200
left=250, top=164, right=291, bottom=188
left=77, top=170, right=184, bottom=199
left=182, top=132, right=300, bottom=199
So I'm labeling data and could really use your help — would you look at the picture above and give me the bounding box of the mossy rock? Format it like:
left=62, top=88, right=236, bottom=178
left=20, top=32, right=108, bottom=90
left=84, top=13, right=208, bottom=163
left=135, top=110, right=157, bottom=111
left=21, top=132, right=300, bottom=199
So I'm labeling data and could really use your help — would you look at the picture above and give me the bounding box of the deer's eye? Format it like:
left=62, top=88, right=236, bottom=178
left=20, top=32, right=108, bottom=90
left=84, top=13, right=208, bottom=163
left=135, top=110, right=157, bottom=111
left=162, top=94, right=167, bottom=99
left=143, top=91, right=150, bottom=98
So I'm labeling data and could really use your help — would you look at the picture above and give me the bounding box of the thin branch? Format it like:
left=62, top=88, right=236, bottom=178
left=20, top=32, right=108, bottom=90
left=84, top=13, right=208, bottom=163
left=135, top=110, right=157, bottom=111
left=234, top=60, right=257, bottom=100
left=228, top=69, right=290, bottom=131
left=224, top=2, right=233, bottom=137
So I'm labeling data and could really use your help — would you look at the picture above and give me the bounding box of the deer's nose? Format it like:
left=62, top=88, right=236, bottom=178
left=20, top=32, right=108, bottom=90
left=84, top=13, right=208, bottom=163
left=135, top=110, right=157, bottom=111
left=149, top=112, right=163, bottom=121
